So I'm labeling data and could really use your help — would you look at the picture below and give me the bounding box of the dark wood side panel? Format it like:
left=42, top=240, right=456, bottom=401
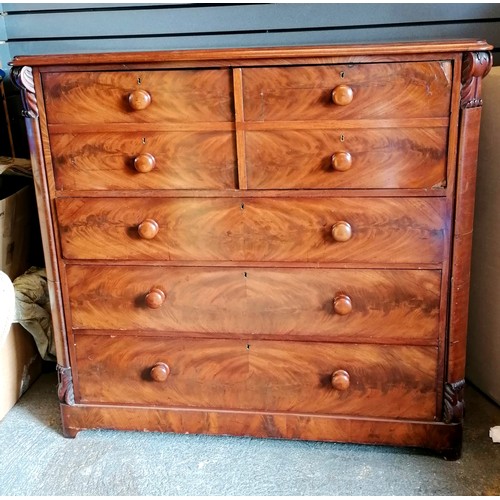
left=448, top=107, right=481, bottom=383
left=12, top=66, right=70, bottom=367
left=245, top=127, right=448, bottom=189
left=242, top=62, right=452, bottom=121
left=42, top=69, right=234, bottom=124
left=447, top=51, right=492, bottom=388
left=74, top=335, right=438, bottom=420
left=55, top=197, right=449, bottom=264
left=65, top=265, right=441, bottom=342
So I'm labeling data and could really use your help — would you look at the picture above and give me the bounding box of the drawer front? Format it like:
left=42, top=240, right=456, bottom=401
left=245, top=128, right=448, bottom=189
left=74, top=335, right=438, bottom=420
left=56, top=197, right=448, bottom=264
left=242, top=62, right=452, bottom=121
left=50, top=131, right=237, bottom=190
left=66, top=265, right=441, bottom=342
left=42, top=69, right=233, bottom=124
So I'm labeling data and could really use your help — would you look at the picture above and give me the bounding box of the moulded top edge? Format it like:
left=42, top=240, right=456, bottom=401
left=9, top=39, right=493, bottom=67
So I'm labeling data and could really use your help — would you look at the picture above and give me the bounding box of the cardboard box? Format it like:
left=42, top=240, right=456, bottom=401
left=0, top=160, right=43, bottom=420
left=0, top=323, right=43, bottom=421
left=0, top=178, right=33, bottom=281
left=466, top=66, right=500, bottom=405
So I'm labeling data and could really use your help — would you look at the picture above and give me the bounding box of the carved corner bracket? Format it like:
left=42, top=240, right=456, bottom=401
left=443, top=379, right=465, bottom=424
left=57, top=364, right=75, bottom=406
left=461, top=51, right=493, bottom=109
left=11, top=66, right=39, bottom=118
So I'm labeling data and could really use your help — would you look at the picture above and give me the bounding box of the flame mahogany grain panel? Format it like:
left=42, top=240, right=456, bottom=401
left=56, top=196, right=448, bottom=263
left=74, top=334, right=438, bottom=420
left=245, top=127, right=449, bottom=189
left=65, top=265, right=441, bottom=341
left=42, top=69, right=234, bottom=124
left=49, top=131, right=237, bottom=190
left=242, top=62, right=452, bottom=122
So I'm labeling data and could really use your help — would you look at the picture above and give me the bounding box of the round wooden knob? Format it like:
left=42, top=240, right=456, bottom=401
left=332, top=85, right=354, bottom=106
left=331, top=370, right=350, bottom=391
left=150, top=362, right=170, bottom=382
left=128, top=89, right=151, bottom=110
left=138, top=219, right=159, bottom=240
left=145, top=288, right=166, bottom=309
left=331, top=152, right=352, bottom=172
left=134, top=153, right=156, bottom=173
left=333, top=294, right=352, bottom=315
left=331, top=221, right=352, bottom=242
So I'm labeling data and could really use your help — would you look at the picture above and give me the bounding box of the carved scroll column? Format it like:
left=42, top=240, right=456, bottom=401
left=446, top=51, right=492, bottom=424
left=461, top=51, right=493, bottom=108
left=57, top=365, right=75, bottom=406
left=11, top=66, right=39, bottom=118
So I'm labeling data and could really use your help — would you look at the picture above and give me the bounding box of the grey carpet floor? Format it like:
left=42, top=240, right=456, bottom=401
left=0, top=372, right=499, bottom=496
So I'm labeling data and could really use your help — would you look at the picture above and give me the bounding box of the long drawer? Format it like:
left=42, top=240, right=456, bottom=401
left=245, top=128, right=448, bottom=190
left=50, top=131, right=237, bottom=191
left=74, top=335, right=438, bottom=420
left=49, top=127, right=448, bottom=192
left=242, top=62, right=452, bottom=121
left=56, top=196, right=449, bottom=264
left=42, top=69, right=234, bottom=124
left=66, top=265, right=441, bottom=342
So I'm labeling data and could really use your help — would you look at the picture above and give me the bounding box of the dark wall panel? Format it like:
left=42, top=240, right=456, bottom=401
left=0, top=12, right=9, bottom=68
left=4, top=4, right=500, bottom=39
left=1, top=3, right=498, bottom=64
left=5, top=22, right=500, bottom=58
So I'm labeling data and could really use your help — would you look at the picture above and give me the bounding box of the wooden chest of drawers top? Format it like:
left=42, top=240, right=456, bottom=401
left=12, top=40, right=492, bottom=457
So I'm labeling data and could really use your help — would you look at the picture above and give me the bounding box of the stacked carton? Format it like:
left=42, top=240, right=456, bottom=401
left=0, top=157, right=42, bottom=421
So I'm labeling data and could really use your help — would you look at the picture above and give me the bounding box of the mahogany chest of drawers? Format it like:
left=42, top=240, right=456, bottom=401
left=12, top=40, right=492, bottom=458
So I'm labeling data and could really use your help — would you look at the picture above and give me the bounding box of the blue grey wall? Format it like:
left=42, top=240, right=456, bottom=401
left=0, top=3, right=499, bottom=67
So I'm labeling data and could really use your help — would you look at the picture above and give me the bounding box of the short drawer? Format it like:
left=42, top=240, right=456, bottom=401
left=74, top=335, right=438, bottom=420
left=245, top=128, right=448, bottom=189
left=242, top=62, right=452, bottom=122
left=66, top=265, right=441, bottom=343
left=50, top=131, right=237, bottom=190
left=42, top=69, right=233, bottom=124
left=56, top=197, right=448, bottom=264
